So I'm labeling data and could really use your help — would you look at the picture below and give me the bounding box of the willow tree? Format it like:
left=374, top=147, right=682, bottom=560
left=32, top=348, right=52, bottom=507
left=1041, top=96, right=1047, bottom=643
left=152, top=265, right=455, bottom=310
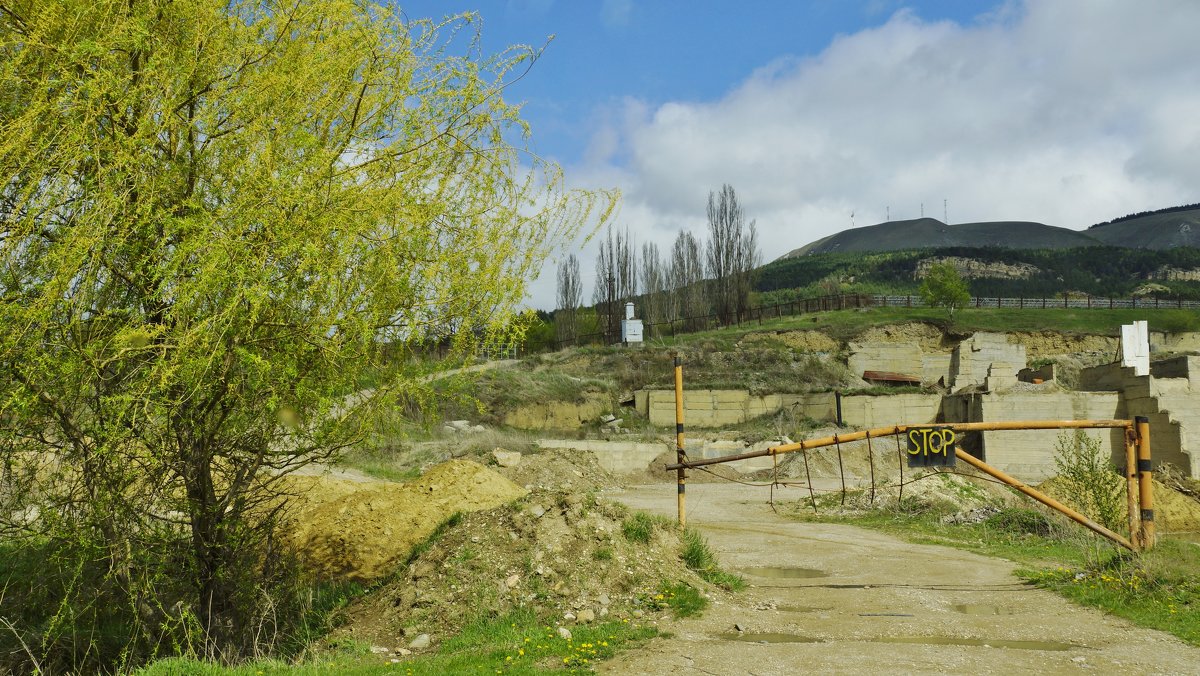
left=0, top=0, right=613, bottom=665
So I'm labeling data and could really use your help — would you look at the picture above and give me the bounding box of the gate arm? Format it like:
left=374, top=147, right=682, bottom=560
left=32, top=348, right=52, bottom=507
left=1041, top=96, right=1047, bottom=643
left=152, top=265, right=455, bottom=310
left=953, top=447, right=1136, bottom=552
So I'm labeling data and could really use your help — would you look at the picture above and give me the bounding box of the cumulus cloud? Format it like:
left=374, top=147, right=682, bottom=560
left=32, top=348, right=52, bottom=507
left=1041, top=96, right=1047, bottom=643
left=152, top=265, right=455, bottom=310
left=528, top=1, right=1200, bottom=309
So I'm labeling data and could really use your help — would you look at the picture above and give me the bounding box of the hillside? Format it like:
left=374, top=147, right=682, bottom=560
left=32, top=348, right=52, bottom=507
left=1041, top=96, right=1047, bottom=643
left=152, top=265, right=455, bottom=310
left=781, top=218, right=1102, bottom=258
left=754, top=246, right=1200, bottom=301
left=1087, top=205, right=1200, bottom=249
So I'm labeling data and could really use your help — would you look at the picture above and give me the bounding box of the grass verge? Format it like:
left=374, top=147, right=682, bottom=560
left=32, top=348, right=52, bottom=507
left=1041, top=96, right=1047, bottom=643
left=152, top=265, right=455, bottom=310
left=135, top=609, right=657, bottom=675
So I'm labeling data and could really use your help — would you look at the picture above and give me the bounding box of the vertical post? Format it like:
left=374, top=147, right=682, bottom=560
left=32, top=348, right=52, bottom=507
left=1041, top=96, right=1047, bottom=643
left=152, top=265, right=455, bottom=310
left=835, top=390, right=843, bottom=426
left=1124, top=425, right=1141, bottom=549
left=674, top=356, right=686, bottom=527
left=1136, top=416, right=1155, bottom=549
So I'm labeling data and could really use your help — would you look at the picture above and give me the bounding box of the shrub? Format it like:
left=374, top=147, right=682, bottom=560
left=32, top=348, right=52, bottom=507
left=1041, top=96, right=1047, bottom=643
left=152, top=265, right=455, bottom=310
left=1053, top=431, right=1124, bottom=533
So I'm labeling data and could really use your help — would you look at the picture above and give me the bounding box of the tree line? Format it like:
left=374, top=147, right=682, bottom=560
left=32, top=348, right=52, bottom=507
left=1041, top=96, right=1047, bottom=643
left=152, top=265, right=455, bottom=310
left=555, top=184, right=760, bottom=345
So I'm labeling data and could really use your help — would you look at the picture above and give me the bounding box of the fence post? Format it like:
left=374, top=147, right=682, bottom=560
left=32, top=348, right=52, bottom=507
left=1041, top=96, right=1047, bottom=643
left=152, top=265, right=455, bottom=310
left=1136, top=416, right=1155, bottom=549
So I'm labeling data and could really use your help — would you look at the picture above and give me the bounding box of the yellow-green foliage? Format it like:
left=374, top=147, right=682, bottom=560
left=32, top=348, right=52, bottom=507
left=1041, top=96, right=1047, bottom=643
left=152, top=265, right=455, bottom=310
left=0, top=1, right=613, bottom=670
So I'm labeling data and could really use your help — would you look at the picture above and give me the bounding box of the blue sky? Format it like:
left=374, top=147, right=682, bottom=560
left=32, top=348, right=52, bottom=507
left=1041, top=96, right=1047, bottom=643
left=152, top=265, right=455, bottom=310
left=398, top=1, right=1200, bottom=309
left=400, top=1, right=1000, bottom=163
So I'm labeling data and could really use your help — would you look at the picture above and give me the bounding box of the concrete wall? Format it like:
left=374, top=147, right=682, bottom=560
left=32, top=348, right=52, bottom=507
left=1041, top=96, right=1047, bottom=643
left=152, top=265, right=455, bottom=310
left=949, top=332, right=1026, bottom=389
left=636, top=389, right=836, bottom=428
left=1076, top=360, right=1196, bottom=476
left=944, top=391, right=1123, bottom=481
left=839, top=393, right=942, bottom=429
left=636, top=388, right=938, bottom=430
left=1154, top=331, right=1200, bottom=354
left=847, top=342, right=951, bottom=383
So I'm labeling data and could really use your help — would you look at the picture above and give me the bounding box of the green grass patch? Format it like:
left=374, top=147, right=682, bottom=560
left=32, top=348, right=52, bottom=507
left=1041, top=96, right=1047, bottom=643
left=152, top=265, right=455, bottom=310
left=643, top=581, right=708, bottom=618
left=680, top=529, right=746, bottom=591
left=1024, top=538, right=1200, bottom=645
left=137, top=608, right=658, bottom=675
left=621, top=512, right=668, bottom=544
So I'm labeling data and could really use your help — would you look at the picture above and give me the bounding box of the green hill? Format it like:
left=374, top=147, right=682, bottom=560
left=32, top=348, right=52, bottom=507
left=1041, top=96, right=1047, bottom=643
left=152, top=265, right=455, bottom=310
left=1086, top=205, right=1200, bottom=249
left=782, top=218, right=1102, bottom=258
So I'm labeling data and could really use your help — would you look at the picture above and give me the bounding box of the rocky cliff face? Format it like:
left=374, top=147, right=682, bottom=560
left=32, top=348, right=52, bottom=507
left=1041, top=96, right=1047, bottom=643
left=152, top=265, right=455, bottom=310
left=1149, top=265, right=1200, bottom=282
left=915, top=256, right=1039, bottom=280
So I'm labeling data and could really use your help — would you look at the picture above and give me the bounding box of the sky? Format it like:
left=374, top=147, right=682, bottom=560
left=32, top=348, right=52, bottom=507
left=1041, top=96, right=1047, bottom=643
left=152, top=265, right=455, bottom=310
left=397, top=1, right=1200, bottom=310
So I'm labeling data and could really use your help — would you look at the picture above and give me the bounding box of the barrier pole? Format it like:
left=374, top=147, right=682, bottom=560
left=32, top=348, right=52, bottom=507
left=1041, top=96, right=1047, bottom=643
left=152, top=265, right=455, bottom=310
left=1124, top=425, right=1142, bottom=549
left=954, top=448, right=1135, bottom=552
left=674, top=356, right=686, bottom=527
left=1136, top=416, right=1155, bottom=549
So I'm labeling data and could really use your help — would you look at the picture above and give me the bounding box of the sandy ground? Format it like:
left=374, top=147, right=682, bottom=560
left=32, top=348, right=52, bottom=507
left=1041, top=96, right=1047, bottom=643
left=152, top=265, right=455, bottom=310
left=599, top=482, right=1200, bottom=676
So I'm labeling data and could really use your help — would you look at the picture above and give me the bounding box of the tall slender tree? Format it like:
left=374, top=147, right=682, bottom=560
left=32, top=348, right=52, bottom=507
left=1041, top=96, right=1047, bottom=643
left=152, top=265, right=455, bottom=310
left=592, top=226, right=637, bottom=342
left=555, top=254, right=582, bottom=346
left=705, top=185, right=760, bottom=324
left=670, top=230, right=707, bottom=330
left=640, top=242, right=666, bottom=334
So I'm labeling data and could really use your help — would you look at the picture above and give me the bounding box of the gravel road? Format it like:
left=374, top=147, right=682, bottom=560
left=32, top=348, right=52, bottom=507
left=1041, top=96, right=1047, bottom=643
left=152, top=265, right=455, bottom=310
left=600, top=482, right=1200, bottom=675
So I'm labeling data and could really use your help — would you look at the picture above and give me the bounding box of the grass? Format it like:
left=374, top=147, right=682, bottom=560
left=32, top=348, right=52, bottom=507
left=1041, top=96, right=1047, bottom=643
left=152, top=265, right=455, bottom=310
left=680, top=529, right=746, bottom=591
left=1024, top=538, right=1200, bottom=645
left=644, top=581, right=708, bottom=618
left=799, top=505, right=1200, bottom=646
left=621, top=512, right=669, bottom=544
left=135, top=608, right=658, bottom=675
left=642, top=306, right=1156, bottom=347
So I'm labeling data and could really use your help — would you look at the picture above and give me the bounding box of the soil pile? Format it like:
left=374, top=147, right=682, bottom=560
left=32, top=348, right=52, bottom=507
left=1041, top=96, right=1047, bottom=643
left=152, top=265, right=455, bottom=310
left=282, top=459, right=527, bottom=582
left=854, top=322, right=950, bottom=351
left=739, top=329, right=839, bottom=353
left=332, top=486, right=718, bottom=654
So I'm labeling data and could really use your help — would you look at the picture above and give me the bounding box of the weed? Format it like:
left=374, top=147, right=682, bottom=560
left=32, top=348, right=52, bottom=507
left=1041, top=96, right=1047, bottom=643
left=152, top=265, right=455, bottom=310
left=985, top=507, right=1053, bottom=537
left=1053, top=431, right=1124, bottom=533
left=592, top=547, right=614, bottom=562
left=643, top=581, right=708, bottom=618
left=680, top=529, right=746, bottom=591
left=622, top=512, right=667, bottom=544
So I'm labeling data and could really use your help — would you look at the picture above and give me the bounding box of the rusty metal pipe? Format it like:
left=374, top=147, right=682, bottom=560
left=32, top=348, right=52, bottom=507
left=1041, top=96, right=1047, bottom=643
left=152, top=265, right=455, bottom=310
left=663, top=420, right=1135, bottom=471
left=1124, top=425, right=1141, bottom=550
left=954, top=448, right=1135, bottom=552
left=674, top=356, right=686, bottom=527
left=1136, top=416, right=1155, bottom=549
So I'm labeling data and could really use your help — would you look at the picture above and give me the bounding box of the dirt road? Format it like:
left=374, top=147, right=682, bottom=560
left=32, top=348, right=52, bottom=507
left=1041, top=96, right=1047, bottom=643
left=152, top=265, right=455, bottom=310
left=600, top=483, right=1200, bottom=675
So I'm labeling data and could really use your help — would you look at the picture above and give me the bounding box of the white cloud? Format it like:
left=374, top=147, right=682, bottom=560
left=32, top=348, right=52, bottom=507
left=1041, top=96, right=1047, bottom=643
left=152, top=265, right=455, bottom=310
left=527, top=1, right=1200, bottom=309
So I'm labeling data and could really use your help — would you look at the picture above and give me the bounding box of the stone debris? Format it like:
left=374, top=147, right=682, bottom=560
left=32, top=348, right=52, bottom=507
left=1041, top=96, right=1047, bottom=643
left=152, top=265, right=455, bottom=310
left=491, top=448, right=523, bottom=467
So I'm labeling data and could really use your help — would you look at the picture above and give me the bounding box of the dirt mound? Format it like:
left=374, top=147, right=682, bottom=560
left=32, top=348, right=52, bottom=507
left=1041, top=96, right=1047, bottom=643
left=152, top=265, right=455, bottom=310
left=1009, top=332, right=1119, bottom=360
left=503, top=394, right=607, bottom=431
left=333, top=488, right=719, bottom=652
left=493, top=447, right=620, bottom=493
left=282, top=459, right=527, bottom=582
left=739, top=329, right=840, bottom=353
left=854, top=322, right=949, bottom=351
